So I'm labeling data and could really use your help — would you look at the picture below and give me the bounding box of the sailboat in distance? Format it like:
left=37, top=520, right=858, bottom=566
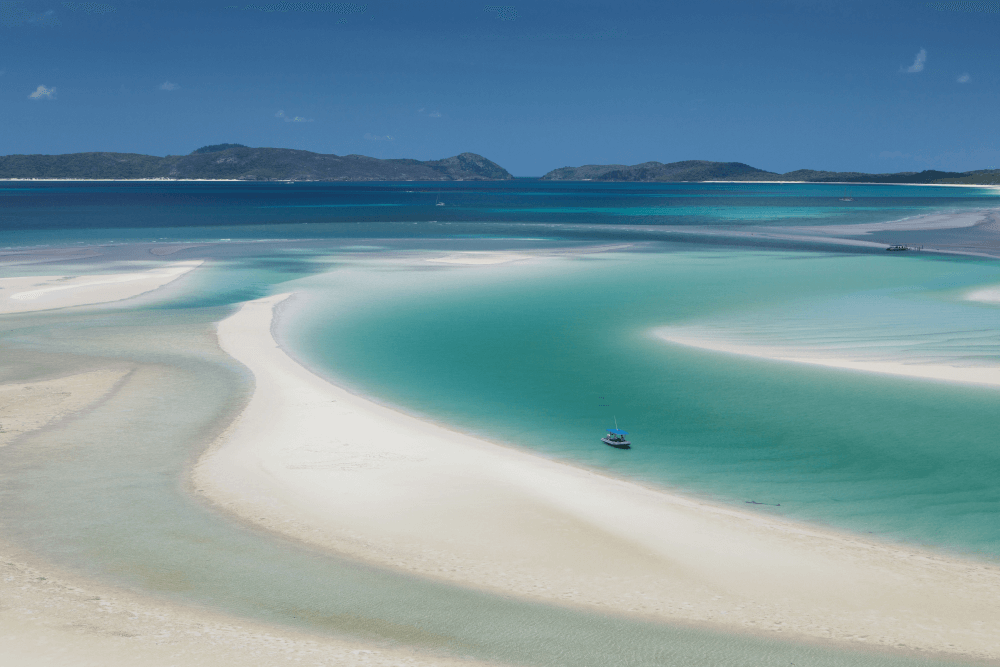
left=602, top=416, right=631, bottom=449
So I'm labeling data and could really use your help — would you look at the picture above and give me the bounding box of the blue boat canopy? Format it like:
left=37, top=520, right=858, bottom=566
left=607, top=428, right=628, bottom=435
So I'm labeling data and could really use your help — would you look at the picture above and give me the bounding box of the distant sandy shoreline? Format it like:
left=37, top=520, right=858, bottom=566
left=0, top=178, right=247, bottom=182
left=196, top=289, right=1000, bottom=661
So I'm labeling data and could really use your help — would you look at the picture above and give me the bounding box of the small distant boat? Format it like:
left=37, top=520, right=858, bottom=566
left=839, top=187, right=854, bottom=202
left=886, top=244, right=909, bottom=251
left=435, top=195, right=446, bottom=207
left=602, top=417, right=631, bottom=449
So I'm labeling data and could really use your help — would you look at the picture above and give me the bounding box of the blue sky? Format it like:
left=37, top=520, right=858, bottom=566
left=2, top=0, right=999, bottom=175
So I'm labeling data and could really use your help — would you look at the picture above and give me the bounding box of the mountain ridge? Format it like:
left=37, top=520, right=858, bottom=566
left=2, top=150, right=998, bottom=184
left=541, top=160, right=1000, bottom=185
left=0, top=146, right=514, bottom=181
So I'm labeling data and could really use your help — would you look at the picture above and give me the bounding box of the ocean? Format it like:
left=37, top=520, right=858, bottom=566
left=1, top=180, right=998, bottom=666
left=3, top=180, right=998, bottom=244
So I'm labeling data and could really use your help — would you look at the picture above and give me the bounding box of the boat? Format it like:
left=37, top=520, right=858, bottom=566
left=886, top=244, right=909, bottom=251
left=435, top=195, right=445, bottom=207
left=602, top=417, right=631, bottom=449
left=839, top=187, right=854, bottom=202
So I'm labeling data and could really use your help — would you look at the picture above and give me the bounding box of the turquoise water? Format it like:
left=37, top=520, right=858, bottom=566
left=2, top=181, right=999, bottom=666
left=0, top=300, right=966, bottom=667
left=288, top=249, right=1000, bottom=560
left=2, top=181, right=998, bottom=248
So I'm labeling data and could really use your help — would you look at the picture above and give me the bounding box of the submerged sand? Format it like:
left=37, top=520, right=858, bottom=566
left=4, top=233, right=1000, bottom=665
left=0, top=260, right=202, bottom=314
left=0, top=547, right=486, bottom=667
left=656, top=329, right=1000, bottom=388
left=0, top=369, right=131, bottom=447
left=196, top=293, right=1000, bottom=662
left=0, top=273, right=488, bottom=667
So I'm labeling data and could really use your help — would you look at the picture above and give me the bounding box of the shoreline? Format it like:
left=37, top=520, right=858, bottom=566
left=0, top=259, right=203, bottom=314
left=0, top=275, right=491, bottom=667
left=655, top=328, right=1000, bottom=389
left=0, top=536, right=486, bottom=667
left=196, top=291, right=1000, bottom=662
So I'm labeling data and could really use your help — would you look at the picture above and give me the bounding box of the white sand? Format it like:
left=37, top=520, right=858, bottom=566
left=0, top=340, right=484, bottom=667
left=0, top=549, right=485, bottom=667
left=657, top=328, right=1000, bottom=388
left=150, top=243, right=211, bottom=256
left=196, top=293, right=1000, bottom=661
left=425, top=245, right=636, bottom=265
left=966, top=285, right=1000, bottom=304
left=0, top=246, right=104, bottom=267
left=0, top=369, right=131, bottom=446
left=426, top=251, right=530, bottom=265
left=0, top=260, right=202, bottom=314
left=774, top=208, right=1000, bottom=237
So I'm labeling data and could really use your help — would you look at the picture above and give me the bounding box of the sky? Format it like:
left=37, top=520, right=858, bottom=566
left=2, top=0, right=1000, bottom=175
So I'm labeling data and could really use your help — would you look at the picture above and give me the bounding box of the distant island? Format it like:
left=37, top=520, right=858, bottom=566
left=0, top=145, right=514, bottom=181
left=3, top=148, right=999, bottom=184
left=541, top=160, right=1000, bottom=185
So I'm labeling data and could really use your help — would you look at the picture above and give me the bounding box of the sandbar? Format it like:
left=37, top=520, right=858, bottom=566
left=966, top=284, right=1000, bottom=304
left=0, top=547, right=486, bottom=667
left=427, top=251, right=530, bottom=265
left=656, top=328, right=1000, bottom=388
left=0, top=260, right=202, bottom=314
left=0, top=368, right=131, bottom=447
left=196, top=293, right=1000, bottom=661
left=0, top=327, right=485, bottom=667
left=772, top=207, right=1000, bottom=237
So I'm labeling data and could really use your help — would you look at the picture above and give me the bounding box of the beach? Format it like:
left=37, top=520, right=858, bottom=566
left=655, top=328, right=1000, bottom=388
left=3, top=192, right=1000, bottom=666
left=0, top=548, right=487, bottom=667
left=195, top=290, right=1000, bottom=661
left=0, top=258, right=496, bottom=667
left=0, top=260, right=202, bottom=314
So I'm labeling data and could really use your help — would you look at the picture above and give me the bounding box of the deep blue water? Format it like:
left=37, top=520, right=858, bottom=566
left=2, top=180, right=998, bottom=247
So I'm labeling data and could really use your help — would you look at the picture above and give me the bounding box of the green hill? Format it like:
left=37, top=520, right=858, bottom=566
left=0, top=146, right=515, bottom=181
left=542, top=160, right=774, bottom=182
left=541, top=160, right=1000, bottom=185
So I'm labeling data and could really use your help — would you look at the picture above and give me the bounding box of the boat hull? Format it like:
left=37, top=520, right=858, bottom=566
left=602, top=437, right=631, bottom=449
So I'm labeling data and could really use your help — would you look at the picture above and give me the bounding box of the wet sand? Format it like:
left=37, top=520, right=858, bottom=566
left=0, top=260, right=202, bottom=314
left=196, top=292, right=1000, bottom=661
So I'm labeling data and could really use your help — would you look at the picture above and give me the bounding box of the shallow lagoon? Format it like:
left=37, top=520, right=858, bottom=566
left=2, top=181, right=999, bottom=665
left=0, top=278, right=973, bottom=667
left=288, top=249, right=1000, bottom=560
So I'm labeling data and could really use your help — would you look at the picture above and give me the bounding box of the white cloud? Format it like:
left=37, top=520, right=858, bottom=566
left=364, top=133, right=394, bottom=141
left=484, top=5, right=517, bottom=21
left=30, top=9, right=58, bottom=24
left=160, top=81, right=180, bottom=91
left=275, top=110, right=313, bottom=123
left=62, top=2, right=117, bottom=15
left=957, top=73, right=971, bottom=83
left=1, top=5, right=59, bottom=27
left=904, top=48, right=927, bottom=73
left=427, top=111, right=442, bottom=118
left=28, top=84, right=56, bottom=100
